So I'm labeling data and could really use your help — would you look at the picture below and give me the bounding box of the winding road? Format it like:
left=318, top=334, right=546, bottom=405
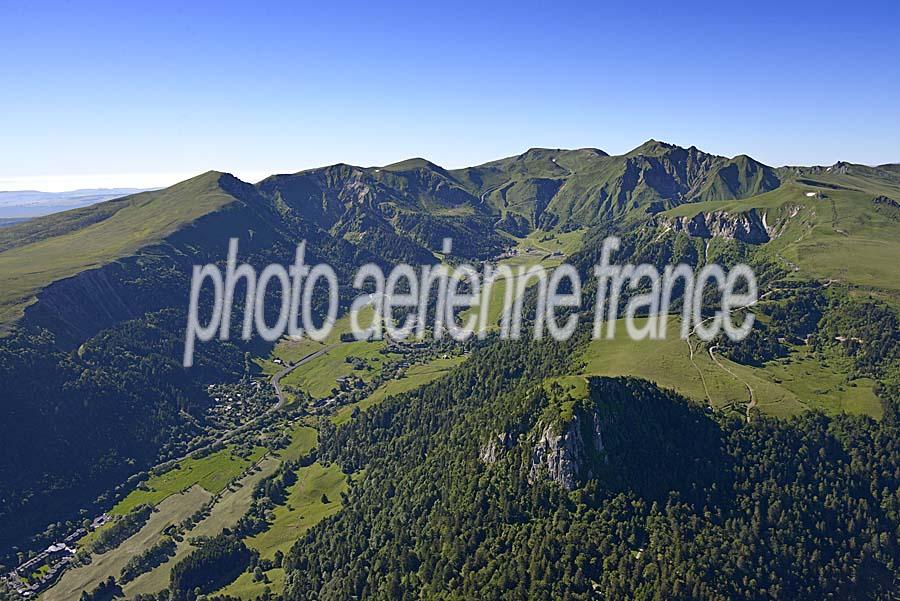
left=134, top=343, right=343, bottom=476
left=269, top=343, right=340, bottom=409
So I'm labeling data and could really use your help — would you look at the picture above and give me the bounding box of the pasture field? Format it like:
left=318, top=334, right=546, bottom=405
left=45, top=486, right=212, bottom=601
left=244, top=462, right=349, bottom=560
left=112, top=446, right=266, bottom=515
left=216, top=567, right=286, bottom=600
left=578, top=316, right=881, bottom=419
left=331, top=355, right=467, bottom=425
left=121, top=457, right=281, bottom=598
left=278, top=423, right=318, bottom=461
left=255, top=306, right=376, bottom=376
left=664, top=183, right=900, bottom=294
left=279, top=339, right=396, bottom=398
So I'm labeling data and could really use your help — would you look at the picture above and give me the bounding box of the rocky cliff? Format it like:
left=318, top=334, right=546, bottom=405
left=528, top=405, right=605, bottom=490
left=479, top=431, right=514, bottom=464
left=663, top=208, right=771, bottom=244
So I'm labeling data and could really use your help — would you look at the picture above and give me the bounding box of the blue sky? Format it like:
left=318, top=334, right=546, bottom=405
left=1, top=0, right=898, bottom=191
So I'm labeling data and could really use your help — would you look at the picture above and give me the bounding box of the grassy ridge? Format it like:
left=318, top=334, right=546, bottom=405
left=664, top=182, right=900, bottom=293
left=0, top=171, right=235, bottom=327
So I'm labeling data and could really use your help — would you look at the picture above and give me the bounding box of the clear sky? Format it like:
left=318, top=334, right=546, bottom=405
left=1, top=0, right=898, bottom=191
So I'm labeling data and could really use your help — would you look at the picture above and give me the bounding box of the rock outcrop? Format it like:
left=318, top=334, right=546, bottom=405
left=664, top=209, right=771, bottom=244
left=479, top=431, right=514, bottom=464
left=528, top=406, right=605, bottom=490
left=873, top=195, right=900, bottom=221
left=873, top=195, right=900, bottom=209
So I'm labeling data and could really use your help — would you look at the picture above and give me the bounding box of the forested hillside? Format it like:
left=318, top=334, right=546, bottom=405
left=284, top=347, right=898, bottom=599
left=1, top=141, right=899, bottom=600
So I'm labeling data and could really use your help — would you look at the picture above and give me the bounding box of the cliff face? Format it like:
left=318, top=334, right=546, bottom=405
left=478, top=402, right=607, bottom=491
left=528, top=406, right=605, bottom=490
left=663, top=208, right=771, bottom=244
left=21, top=248, right=188, bottom=349
left=480, top=431, right=514, bottom=464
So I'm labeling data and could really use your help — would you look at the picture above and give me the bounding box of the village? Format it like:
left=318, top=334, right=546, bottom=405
left=2, top=514, right=111, bottom=598
left=0, top=331, right=468, bottom=600
left=205, top=378, right=278, bottom=431
left=0, top=380, right=281, bottom=600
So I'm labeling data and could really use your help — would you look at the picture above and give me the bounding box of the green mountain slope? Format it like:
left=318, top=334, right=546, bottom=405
left=0, top=170, right=389, bottom=551
left=0, top=172, right=237, bottom=327
left=452, top=140, right=781, bottom=229
left=284, top=344, right=898, bottom=600
left=256, top=161, right=505, bottom=260
left=2, top=140, right=898, bottom=591
left=660, top=180, right=900, bottom=293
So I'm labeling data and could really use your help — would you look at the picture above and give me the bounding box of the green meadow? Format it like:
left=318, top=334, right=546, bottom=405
left=256, top=306, right=377, bottom=376
left=46, top=486, right=213, bottom=601
left=278, top=423, right=318, bottom=461
left=331, top=355, right=466, bottom=425
left=279, top=339, right=397, bottom=399
left=111, top=446, right=266, bottom=515
left=243, top=462, right=350, bottom=560
left=578, top=316, right=881, bottom=419
left=664, top=183, right=900, bottom=294
left=120, top=457, right=281, bottom=599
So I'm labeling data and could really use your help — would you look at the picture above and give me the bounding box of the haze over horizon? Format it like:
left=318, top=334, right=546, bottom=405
left=4, top=139, right=899, bottom=195
left=2, top=0, right=898, bottom=192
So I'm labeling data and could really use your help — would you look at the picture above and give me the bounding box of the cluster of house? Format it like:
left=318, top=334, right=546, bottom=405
left=206, top=380, right=271, bottom=426
left=494, top=246, right=532, bottom=260
left=480, top=246, right=563, bottom=276
left=834, top=335, right=865, bottom=344
left=311, top=396, right=339, bottom=411
left=4, top=514, right=111, bottom=597
left=384, top=337, right=429, bottom=354
left=335, top=374, right=365, bottom=392
left=310, top=373, right=371, bottom=412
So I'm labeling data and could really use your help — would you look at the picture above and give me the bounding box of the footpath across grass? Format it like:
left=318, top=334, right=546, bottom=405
left=579, top=316, right=882, bottom=419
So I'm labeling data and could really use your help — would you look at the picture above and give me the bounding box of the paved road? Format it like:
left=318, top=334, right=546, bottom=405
left=269, top=343, right=340, bottom=409
left=133, top=343, right=342, bottom=473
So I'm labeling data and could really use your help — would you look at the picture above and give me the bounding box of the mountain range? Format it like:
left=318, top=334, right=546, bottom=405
left=3, top=139, right=898, bottom=332
left=0, top=140, right=898, bottom=600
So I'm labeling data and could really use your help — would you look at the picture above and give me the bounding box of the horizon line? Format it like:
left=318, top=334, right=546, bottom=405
left=2, top=141, right=898, bottom=194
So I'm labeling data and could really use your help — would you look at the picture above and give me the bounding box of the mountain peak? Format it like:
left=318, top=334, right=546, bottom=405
left=625, top=139, right=679, bottom=158
left=191, top=169, right=236, bottom=182
left=380, top=157, right=446, bottom=173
